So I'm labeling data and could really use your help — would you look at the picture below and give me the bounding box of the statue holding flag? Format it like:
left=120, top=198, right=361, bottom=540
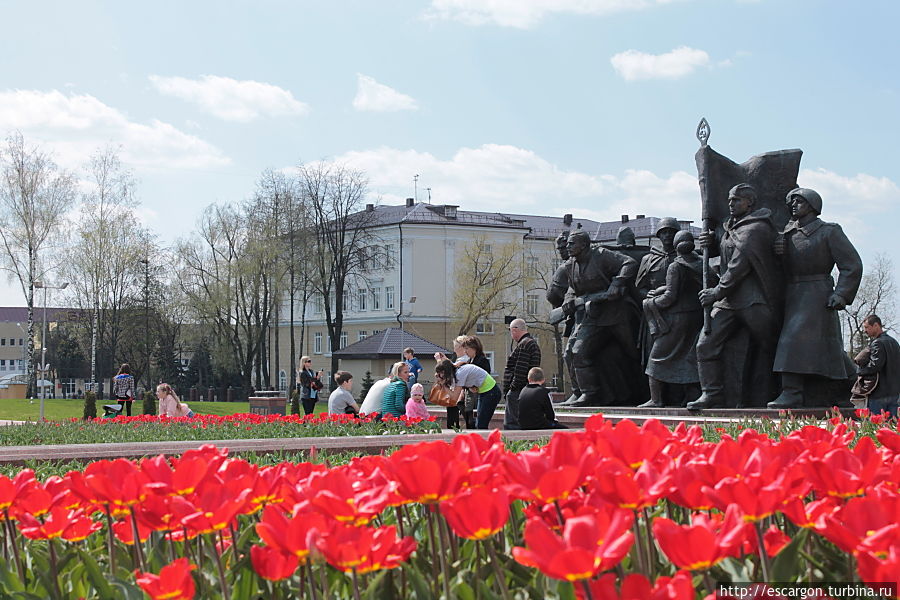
left=687, top=120, right=800, bottom=409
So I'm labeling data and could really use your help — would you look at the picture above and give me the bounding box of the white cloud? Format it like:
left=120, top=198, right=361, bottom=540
left=611, top=46, right=710, bottom=81
left=797, top=168, right=900, bottom=241
left=0, top=89, right=229, bottom=170
left=352, top=75, right=418, bottom=112
left=148, top=74, right=309, bottom=122
left=427, top=0, right=681, bottom=28
left=324, top=145, right=900, bottom=247
left=328, top=144, right=698, bottom=221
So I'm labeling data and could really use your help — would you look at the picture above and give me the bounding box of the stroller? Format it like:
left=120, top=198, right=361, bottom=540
left=102, top=403, right=124, bottom=418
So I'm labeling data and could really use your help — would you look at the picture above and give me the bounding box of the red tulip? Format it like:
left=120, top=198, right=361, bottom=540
left=512, top=511, right=634, bottom=581
left=135, top=557, right=196, bottom=600
left=313, top=522, right=416, bottom=574
left=255, top=504, right=329, bottom=561
left=578, top=571, right=695, bottom=600
left=857, top=547, right=900, bottom=597
left=440, top=486, right=509, bottom=540
left=388, top=441, right=469, bottom=504
left=781, top=497, right=839, bottom=529
left=503, top=433, right=595, bottom=505
left=251, top=544, right=298, bottom=581
left=19, top=507, right=101, bottom=542
left=652, top=505, right=747, bottom=571
left=589, top=455, right=673, bottom=511
left=585, top=417, right=670, bottom=469
left=803, top=437, right=884, bottom=499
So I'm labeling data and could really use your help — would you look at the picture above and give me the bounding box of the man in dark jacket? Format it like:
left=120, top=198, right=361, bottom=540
left=858, top=315, right=900, bottom=418
left=688, top=183, right=782, bottom=409
left=518, top=368, right=568, bottom=430
left=502, top=318, right=541, bottom=428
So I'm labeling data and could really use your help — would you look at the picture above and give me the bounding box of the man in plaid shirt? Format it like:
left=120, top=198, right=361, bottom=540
left=503, top=318, right=541, bottom=429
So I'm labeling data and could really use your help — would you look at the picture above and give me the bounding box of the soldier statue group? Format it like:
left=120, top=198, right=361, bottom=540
left=547, top=184, right=863, bottom=410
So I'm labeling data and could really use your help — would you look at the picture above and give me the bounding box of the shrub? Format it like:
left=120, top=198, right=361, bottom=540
left=359, top=370, right=375, bottom=402
left=82, top=391, right=96, bottom=420
left=290, top=390, right=300, bottom=415
left=142, top=390, right=157, bottom=415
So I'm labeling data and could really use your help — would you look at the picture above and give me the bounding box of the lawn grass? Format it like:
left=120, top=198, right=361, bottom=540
left=0, top=398, right=310, bottom=421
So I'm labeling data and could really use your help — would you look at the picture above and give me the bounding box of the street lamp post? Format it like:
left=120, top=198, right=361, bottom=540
left=34, top=280, right=69, bottom=420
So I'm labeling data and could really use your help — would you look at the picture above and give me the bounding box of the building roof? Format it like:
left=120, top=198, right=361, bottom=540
left=333, top=327, right=450, bottom=360
left=0, top=307, right=78, bottom=323
left=353, top=201, right=695, bottom=243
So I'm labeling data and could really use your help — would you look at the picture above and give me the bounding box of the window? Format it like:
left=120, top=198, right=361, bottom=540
left=371, top=287, right=381, bottom=311
left=358, top=330, right=368, bottom=342
left=480, top=243, right=492, bottom=254
left=0, top=338, right=4, bottom=346
left=526, top=293, right=539, bottom=315
left=314, top=332, right=323, bottom=354
left=526, top=255, right=539, bottom=271
left=327, top=336, right=332, bottom=354
left=61, top=378, right=76, bottom=397
left=0, top=360, right=5, bottom=371
left=340, top=331, right=348, bottom=349
left=384, top=244, right=395, bottom=267
left=372, top=329, right=381, bottom=336
left=483, top=352, right=495, bottom=374
left=385, top=286, right=395, bottom=310
left=357, top=288, right=367, bottom=311
left=18, top=339, right=23, bottom=346
left=359, top=247, right=369, bottom=271
left=341, top=293, right=349, bottom=312
left=314, top=294, right=324, bottom=315
left=278, top=370, right=287, bottom=391
left=475, top=321, right=494, bottom=335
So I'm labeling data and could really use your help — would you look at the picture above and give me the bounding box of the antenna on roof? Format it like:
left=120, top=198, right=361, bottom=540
left=413, top=174, right=419, bottom=203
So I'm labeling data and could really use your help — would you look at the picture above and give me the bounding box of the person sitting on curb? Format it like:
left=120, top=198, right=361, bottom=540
left=516, top=367, right=568, bottom=430
left=328, top=371, right=360, bottom=415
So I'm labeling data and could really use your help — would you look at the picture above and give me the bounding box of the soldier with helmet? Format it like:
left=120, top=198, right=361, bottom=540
left=559, top=229, right=639, bottom=406
left=767, top=187, right=863, bottom=408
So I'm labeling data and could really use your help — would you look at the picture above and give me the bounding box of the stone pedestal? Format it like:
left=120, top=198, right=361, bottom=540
left=249, top=393, right=287, bottom=416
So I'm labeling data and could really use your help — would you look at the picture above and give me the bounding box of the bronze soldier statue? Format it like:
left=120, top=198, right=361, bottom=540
left=547, top=230, right=581, bottom=403
left=767, top=188, right=862, bottom=408
left=688, top=183, right=782, bottom=410
left=559, top=230, right=639, bottom=406
left=640, top=230, right=705, bottom=407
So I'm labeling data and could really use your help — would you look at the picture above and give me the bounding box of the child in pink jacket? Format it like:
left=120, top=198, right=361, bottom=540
left=405, top=383, right=429, bottom=419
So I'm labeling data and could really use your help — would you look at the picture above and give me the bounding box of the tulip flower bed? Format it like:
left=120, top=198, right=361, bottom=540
left=0, top=412, right=440, bottom=446
left=0, top=413, right=899, bottom=599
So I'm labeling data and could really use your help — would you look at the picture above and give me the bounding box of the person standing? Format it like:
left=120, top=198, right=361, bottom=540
left=856, top=315, right=900, bottom=418
left=381, top=361, right=410, bottom=418
left=688, top=184, right=782, bottom=410
left=328, top=371, right=360, bottom=415
left=112, top=363, right=135, bottom=416
left=502, top=318, right=541, bottom=428
left=297, top=356, right=324, bottom=415
left=767, top=187, right=863, bottom=408
left=403, top=348, right=423, bottom=389
left=461, top=335, right=491, bottom=428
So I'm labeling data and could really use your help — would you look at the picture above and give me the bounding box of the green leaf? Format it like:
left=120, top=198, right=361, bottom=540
left=453, top=580, right=475, bottom=600
left=772, top=527, right=809, bottom=583
left=403, top=562, right=433, bottom=600
left=76, top=548, right=116, bottom=598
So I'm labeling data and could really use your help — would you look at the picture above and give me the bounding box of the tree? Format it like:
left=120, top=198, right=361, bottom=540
left=451, top=235, right=527, bottom=336
left=299, top=162, right=379, bottom=374
left=523, top=243, right=567, bottom=392
left=255, top=169, right=313, bottom=395
left=61, top=146, right=148, bottom=396
left=0, top=132, right=77, bottom=397
left=843, top=253, right=897, bottom=356
left=177, top=203, right=275, bottom=392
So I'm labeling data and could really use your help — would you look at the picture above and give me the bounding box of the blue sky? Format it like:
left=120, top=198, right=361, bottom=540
left=1, top=0, right=898, bottom=306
